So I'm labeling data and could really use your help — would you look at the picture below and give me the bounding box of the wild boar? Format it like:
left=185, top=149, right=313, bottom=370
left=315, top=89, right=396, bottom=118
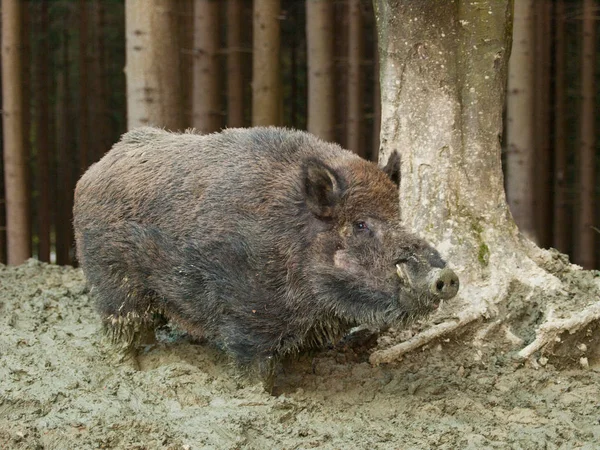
left=73, top=127, right=458, bottom=369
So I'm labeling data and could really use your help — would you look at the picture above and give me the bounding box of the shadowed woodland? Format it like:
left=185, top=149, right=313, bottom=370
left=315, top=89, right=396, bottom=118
left=0, top=0, right=598, bottom=268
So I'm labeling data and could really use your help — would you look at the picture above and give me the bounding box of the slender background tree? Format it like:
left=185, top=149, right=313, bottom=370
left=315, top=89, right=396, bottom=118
left=227, top=0, right=245, bottom=128
left=506, top=0, right=536, bottom=242
left=346, top=0, right=363, bottom=156
left=192, top=0, right=222, bottom=133
left=179, top=0, right=194, bottom=129
left=125, top=0, right=183, bottom=130
left=35, top=0, right=51, bottom=263
left=252, top=0, right=281, bottom=126
left=55, top=6, right=73, bottom=265
left=306, top=0, right=335, bottom=142
left=534, top=0, right=553, bottom=248
left=78, top=0, right=90, bottom=174
left=576, top=0, right=596, bottom=269
left=553, top=0, right=568, bottom=255
left=2, top=0, right=30, bottom=265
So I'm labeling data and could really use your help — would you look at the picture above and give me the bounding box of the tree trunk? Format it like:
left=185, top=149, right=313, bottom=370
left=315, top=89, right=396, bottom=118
left=506, top=0, right=536, bottom=242
left=89, top=0, right=108, bottom=162
left=333, top=2, right=347, bottom=147
left=179, top=0, right=194, bottom=129
left=0, top=69, right=5, bottom=264
left=252, top=0, right=281, bottom=126
left=289, top=20, right=298, bottom=127
left=79, top=0, right=90, bottom=174
left=371, top=0, right=597, bottom=365
left=306, top=0, right=335, bottom=142
left=575, top=0, right=596, bottom=270
left=375, top=0, right=515, bottom=273
left=192, top=0, right=222, bottom=133
left=36, top=0, right=51, bottom=263
left=533, top=1, right=552, bottom=248
left=227, top=0, right=244, bottom=128
left=372, top=32, right=381, bottom=161
left=552, top=0, right=568, bottom=255
left=125, top=0, right=183, bottom=130
left=21, top=0, right=33, bottom=261
left=346, top=0, right=363, bottom=156
left=55, top=11, right=73, bottom=266
left=106, top=3, right=127, bottom=144
left=2, top=0, right=30, bottom=265
left=0, top=161, right=5, bottom=263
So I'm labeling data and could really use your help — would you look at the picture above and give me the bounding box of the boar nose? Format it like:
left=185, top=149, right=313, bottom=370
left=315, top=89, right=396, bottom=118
left=429, top=268, right=459, bottom=300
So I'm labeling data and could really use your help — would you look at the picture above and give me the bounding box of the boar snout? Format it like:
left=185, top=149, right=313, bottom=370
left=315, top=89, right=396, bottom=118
left=428, top=267, right=459, bottom=300
left=396, top=261, right=459, bottom=304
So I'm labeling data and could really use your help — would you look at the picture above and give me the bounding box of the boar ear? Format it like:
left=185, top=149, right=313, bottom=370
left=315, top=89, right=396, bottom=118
left=303, top=159, right=344, bottom=218
left=380, top=152, right=400, bottom=187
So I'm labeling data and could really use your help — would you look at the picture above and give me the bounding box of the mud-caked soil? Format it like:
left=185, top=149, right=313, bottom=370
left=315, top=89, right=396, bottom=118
left=1, top=260, right=600, bottom=449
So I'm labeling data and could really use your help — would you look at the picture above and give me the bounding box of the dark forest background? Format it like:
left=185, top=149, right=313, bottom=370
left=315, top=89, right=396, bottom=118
left=0, top=0, right=598, bottom=269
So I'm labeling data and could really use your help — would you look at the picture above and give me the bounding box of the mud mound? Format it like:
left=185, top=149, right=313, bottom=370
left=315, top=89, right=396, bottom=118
left=1, top=261, right=599, bottom=449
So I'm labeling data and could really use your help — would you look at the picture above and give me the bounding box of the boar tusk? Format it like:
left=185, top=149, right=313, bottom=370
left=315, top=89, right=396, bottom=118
left=396, top=264, right=413, bottom=287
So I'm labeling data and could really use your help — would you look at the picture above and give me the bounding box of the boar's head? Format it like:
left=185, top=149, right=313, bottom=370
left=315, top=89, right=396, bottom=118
left=301, top=156, right=459, bottom=328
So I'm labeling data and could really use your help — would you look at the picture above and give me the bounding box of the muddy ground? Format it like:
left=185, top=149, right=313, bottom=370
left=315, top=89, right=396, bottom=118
left=1, top=260, right=600, bottom=449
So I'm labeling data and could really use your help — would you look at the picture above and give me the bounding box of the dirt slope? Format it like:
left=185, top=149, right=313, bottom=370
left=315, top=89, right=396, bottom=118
left=1, top=260, right=599, bottom=449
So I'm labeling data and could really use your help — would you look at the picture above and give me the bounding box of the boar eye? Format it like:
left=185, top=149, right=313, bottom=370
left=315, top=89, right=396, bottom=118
left=353, top=221, right=370, bottom=233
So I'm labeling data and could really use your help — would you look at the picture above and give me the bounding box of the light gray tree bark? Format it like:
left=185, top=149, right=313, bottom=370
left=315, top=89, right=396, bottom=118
left=533, top=0, right=552, bottom=248
left=506, top=0, right=536, bottom=242
left=371, top=0, right=599, bottom=365
left=125, top=0, right=183, bottom=130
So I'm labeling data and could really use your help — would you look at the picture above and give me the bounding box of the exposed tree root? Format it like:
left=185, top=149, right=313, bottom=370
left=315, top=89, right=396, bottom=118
left=517, top=301, right=600, bottom=360
left=370, top=246, right=600, bottom=366
left=369, top=305, right=485, bottom=365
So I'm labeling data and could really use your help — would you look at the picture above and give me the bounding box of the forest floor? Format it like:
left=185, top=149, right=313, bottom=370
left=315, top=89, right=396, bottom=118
left=1, top=260, right=600, bottom=449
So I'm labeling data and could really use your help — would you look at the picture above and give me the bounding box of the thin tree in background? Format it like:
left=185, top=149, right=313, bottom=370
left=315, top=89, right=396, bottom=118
left=227, top=0, right=244, bottom=128
left=346, top=0, right=363, bottom=156
left=180, top=0, right=194, bottom=129
left=55, top=9, right=74, bottom=266
left=306, top=0, right=335, bottom=142
left=553, top=0, right=568, bottom=254
left=90, top=0, right=110, bottom=162
left=79, top=0, right=90, bottom=174
left=21, top=0, right=33, bottom=256
left=534, top=1, right=552, bottom=248
left=2, top=0, right=30, bottom=265
left=576, top=0, right=596, bottom=269
left=0, top=166, right=4, bottom=263
left=289, top=18, right=298, bottom=126
left=125, top=0, right=183, bottom=130
left=506, top=0, right=536, bottom=241
left=36, top=0, right=51, bottom=263
left=252, top=0, right=281, bottom=126
left=333, top=2, right=348, bottom=147
left=192, top=0, right=222, bottom=133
